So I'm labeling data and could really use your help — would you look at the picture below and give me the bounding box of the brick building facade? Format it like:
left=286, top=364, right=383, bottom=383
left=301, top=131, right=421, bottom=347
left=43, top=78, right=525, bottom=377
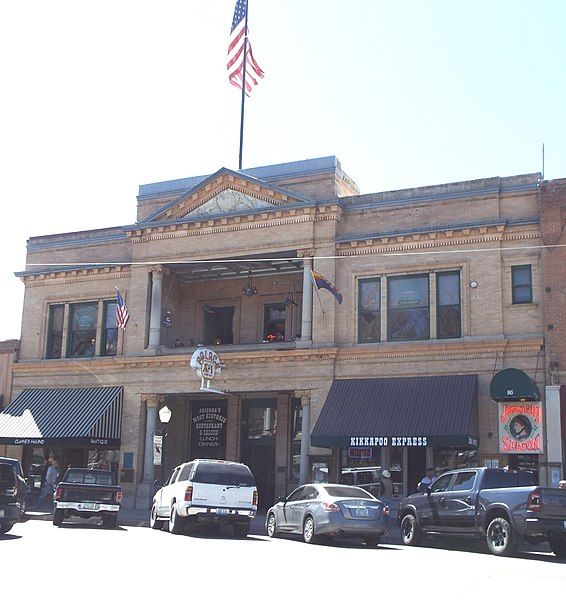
left=0, top=156, right=561, bottom=508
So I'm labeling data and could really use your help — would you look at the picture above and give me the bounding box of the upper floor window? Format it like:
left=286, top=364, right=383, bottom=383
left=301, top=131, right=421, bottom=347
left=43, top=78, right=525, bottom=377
left=263, top=303, right=286, bottom=342
left=388, top=274, right=430, bottom=341
left=204, top=306, right=234, bottom=345
left=68, top=303, right=98, bottom=357
left=102, top=301, right=118, bottom=357
left=512, top=265, right=532, bottom=304
left=46, top=304, right=65, bottom=359
left=437, top=271, right=461, bottom=339
left=358, top=278, right=381, bottom=343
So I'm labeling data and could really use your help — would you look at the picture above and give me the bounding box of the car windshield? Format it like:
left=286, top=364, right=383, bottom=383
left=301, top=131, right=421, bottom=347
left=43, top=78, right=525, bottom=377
left=324, top=485, right=374, bottom=499
left=64, top=469, right=115, bottom=485
left=193, top=463, right=255, bottom=486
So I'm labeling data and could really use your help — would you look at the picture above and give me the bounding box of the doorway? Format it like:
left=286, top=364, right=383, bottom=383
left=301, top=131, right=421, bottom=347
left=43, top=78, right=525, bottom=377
left=407, top=447, right=428, bottom=495
left=240, top=399, right=277, bottom=509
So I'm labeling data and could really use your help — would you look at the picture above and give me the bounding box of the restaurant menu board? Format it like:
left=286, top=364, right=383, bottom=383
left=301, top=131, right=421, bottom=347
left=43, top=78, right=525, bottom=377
left=190, top=403, right=227, bottom=459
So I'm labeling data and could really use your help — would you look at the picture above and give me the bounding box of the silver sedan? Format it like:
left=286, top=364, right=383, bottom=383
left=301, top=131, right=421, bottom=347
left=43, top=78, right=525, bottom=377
left=265, top=483, right=389, bottom=546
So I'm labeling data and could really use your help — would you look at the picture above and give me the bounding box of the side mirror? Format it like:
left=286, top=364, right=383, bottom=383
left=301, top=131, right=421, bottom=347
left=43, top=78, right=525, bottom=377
left=278, top=496, right=287, bottom=503
left=417, top=482, right=430, bottom=494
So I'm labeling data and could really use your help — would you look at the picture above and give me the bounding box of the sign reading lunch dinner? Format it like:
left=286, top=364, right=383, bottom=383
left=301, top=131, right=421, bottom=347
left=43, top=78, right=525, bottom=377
left=498, top=402, right=544, bottom=454
left=191, top=405, right=227, bottom=455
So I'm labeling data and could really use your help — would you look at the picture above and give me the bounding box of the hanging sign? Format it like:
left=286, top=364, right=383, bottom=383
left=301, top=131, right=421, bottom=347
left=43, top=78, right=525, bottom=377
left=153, top=435, right=163, bottom=465
left=190, top=348, right=225, bottom=394
left=498, top=402, right=543, bottom=454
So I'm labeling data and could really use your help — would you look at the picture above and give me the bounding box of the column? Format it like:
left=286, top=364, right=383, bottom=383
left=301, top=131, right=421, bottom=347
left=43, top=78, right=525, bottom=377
left=148, top=267, right=163, bottom=348
left=299, top=251, right=314, bottom=345
left=298, top=390, right=311, bottom=485
left=142, top=394, right=158, bottom=483
left=545, top=385, right=563, bottom=487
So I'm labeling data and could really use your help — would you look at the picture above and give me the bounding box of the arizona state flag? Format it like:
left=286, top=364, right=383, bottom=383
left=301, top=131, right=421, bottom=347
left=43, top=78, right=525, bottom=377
left=311, top=270, right=343, bottom=304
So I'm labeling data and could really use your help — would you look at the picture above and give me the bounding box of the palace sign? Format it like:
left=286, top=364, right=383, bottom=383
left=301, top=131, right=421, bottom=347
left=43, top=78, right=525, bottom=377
left=190, top=348, right=225, bottom=394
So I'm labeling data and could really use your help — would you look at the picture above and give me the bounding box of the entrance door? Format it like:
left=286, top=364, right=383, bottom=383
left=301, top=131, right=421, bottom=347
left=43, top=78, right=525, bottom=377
left=241, top=399, right=277, bottom=509
left=407, top=447, right=427, bottom=495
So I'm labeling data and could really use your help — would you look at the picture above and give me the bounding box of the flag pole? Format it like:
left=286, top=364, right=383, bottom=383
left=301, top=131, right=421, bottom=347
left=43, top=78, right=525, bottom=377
left=238, top=0, right=250, bottom=170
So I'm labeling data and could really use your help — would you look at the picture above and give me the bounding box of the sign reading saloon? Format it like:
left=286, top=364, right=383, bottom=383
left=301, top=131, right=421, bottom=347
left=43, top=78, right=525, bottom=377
left=498, top=402, right=543, bottom=454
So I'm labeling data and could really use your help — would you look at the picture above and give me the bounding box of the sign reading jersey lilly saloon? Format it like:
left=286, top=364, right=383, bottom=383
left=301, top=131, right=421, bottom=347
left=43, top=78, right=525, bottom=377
left=190, top=347, right=225, bottom=394
left=498, top=402, right=543, bottom=454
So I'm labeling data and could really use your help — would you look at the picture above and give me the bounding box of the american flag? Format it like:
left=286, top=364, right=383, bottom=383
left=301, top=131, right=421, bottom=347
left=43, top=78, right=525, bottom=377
left=227, top=0, right=264, bottom=93
left=116, top=288, right=130, bottom=330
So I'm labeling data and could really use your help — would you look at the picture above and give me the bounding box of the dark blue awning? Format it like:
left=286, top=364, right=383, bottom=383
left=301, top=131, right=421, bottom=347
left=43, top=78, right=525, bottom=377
left=311, top=375, right=478, bottom=449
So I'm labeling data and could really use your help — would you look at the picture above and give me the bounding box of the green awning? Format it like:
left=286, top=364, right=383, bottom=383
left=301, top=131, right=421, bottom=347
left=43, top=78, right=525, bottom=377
left=489, top=368, right=540, bottom=402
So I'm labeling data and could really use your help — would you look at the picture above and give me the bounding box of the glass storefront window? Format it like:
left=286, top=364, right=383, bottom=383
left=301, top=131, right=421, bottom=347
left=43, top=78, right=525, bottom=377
left=87, top=449, right=120, bottom=475
left=358, top=278, right=381, bottom=343
left=387, top=274, right=430, bottom=341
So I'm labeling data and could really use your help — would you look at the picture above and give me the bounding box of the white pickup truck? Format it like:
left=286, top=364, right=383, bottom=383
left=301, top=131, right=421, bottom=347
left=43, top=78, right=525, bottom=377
left=150, top=459, right=258, bottom=537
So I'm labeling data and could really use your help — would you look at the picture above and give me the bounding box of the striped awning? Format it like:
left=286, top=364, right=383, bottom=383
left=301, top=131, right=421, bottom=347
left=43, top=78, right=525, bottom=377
left=0, top=387, right=123, bottom=448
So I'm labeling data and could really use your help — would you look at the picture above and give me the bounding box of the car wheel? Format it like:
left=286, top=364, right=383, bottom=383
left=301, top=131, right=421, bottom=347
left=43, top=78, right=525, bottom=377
left=102, top=514, right=118, bottom=529
left=233, top=523, right=250, bottom=538
left=267, top=513, right=279, bottom=538
left=486, top=516, right=516, bottom=557
left=400, top=513, right=423, bottom=546
left=302, top=516, right=318, bottom=544
left=364, top=536, right=381, bottom=547
left=549, top=539, right=566, bottom=559
left=0, top=523, right=14, bottom=534
left=52, top=508, right=64, bottom=527
left=149, top=503, right=162, bottom=530
left=168, top=503, right=186, bottom=534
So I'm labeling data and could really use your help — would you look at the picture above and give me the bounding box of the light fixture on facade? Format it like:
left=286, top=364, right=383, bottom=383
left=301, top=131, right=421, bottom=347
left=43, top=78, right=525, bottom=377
left=470, top=280, right=478, bottom=288
left=159, top=405, right=172, bottom=424
left=242, top=271, right=258, bottom=297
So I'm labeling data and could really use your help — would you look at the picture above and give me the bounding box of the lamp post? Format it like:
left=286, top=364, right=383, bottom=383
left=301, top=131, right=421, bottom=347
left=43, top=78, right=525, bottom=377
left=159, top=405, right=172, bottom=482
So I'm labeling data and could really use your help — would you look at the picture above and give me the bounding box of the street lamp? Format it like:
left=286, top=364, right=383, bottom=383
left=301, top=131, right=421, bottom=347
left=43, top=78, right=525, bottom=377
left=159, top=405, right=172, bottom=482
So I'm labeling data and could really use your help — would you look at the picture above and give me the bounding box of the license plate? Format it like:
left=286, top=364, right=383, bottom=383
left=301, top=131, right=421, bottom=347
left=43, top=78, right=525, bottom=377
left=80, top=503, right=98, bottom=511
left=0, top=510, right=4, bottom=518
left=356, top=508, right=369, bottom=518
left=217, top=508, right=229, bottom=515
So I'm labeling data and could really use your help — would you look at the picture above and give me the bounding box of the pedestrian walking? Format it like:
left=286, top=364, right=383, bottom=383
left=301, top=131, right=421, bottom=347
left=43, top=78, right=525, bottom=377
left=34, top=459, right=58, bottom=508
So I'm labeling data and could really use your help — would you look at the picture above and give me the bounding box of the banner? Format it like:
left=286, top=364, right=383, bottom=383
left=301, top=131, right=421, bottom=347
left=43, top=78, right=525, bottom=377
left=153, top=434, right=163, bottom=465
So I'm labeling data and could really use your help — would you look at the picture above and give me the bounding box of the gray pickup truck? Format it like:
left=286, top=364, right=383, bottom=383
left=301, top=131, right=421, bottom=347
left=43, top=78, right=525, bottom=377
left=53, top=468, right=122, bottom=528
left=398, top=467, right=566, bottom=557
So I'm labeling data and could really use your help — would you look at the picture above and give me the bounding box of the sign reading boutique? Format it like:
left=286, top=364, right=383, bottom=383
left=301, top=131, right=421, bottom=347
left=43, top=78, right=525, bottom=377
left=190, top=403, right=227, bottom=459
left=498, top=402, right=543, bottom=454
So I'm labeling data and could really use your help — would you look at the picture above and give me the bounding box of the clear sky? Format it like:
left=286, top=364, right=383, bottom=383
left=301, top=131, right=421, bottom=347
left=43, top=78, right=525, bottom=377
left=1, top=0, right=565, bottom=340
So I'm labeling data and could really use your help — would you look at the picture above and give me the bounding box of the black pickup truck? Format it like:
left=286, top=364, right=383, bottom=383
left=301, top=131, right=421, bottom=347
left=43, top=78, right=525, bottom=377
left=53, top=468, right=122, bottom=528
left=398, top=467, right=566, bottom=557
left=0, top=463, right=22, bottom=534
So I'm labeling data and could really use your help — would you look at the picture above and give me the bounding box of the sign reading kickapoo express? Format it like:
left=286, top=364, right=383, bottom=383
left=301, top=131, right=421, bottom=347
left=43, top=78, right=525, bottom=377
left=498, top=402, right=543, bottom=454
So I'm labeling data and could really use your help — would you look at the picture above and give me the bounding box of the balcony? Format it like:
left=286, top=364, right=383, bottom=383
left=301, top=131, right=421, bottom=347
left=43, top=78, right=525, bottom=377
left=148, top=251, right=305, bottom=354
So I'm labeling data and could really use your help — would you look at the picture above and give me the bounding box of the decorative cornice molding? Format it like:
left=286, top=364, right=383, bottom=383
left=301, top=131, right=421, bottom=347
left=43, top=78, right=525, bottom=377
left=12, top=337, right=543, bottom=376
left=19, top=266, right=131, bottom=286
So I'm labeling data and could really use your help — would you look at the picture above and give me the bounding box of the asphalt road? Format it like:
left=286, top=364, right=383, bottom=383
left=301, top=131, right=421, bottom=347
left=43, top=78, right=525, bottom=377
left=2, top=519, right=565, bottom=597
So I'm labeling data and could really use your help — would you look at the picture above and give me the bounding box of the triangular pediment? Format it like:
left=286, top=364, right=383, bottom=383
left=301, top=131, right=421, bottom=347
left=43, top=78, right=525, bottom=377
left=144, top=168, right=311, bottom=223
